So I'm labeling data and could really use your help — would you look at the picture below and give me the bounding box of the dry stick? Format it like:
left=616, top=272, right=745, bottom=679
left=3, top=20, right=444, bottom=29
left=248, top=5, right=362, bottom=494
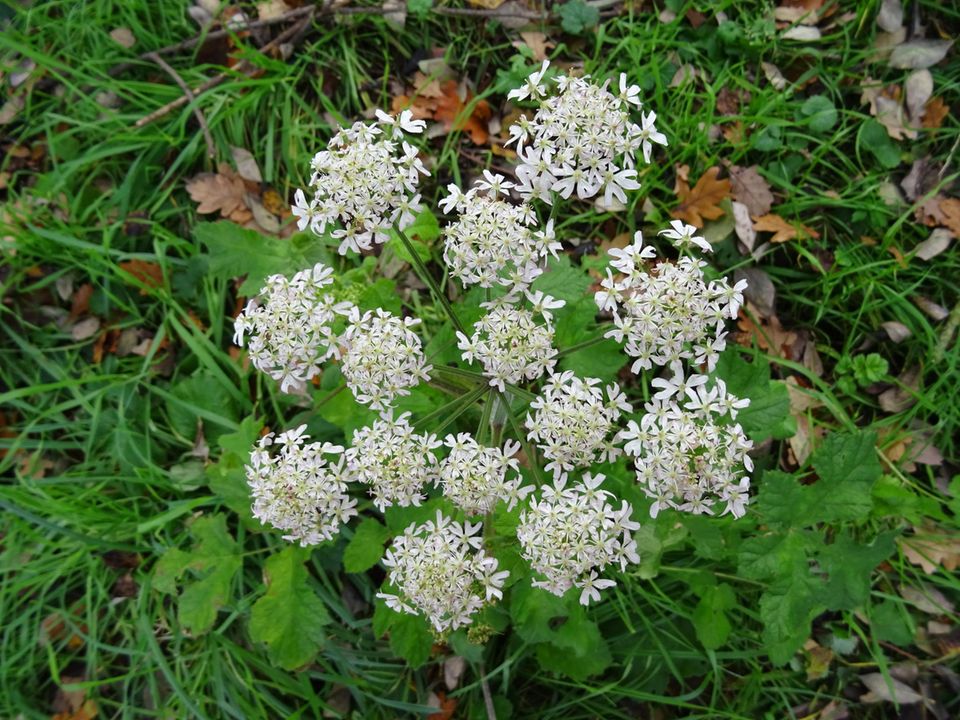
left=143, top=51, right=216, bottom=159
left=133, top=8, right=315, bottom=130
left=478, top=662, right=498, bottom=720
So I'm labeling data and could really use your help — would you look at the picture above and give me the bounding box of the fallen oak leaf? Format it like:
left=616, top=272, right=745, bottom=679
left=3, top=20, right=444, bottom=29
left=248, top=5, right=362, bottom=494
left=752, top=213, right=819, bottom=243
left=672, top=166, right=731, bottom=228
left=186, top=165, right=247, bottom=217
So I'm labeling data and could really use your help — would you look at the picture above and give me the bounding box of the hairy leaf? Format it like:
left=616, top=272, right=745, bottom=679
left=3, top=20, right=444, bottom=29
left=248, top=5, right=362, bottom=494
left=249, top=546, right=331, bottom=669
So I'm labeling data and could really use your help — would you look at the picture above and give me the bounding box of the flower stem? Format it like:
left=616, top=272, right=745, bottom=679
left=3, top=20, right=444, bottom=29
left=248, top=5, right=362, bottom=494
left=393, top=223, right=467, bottom=335
left=555, top=329, right=610, bottom=358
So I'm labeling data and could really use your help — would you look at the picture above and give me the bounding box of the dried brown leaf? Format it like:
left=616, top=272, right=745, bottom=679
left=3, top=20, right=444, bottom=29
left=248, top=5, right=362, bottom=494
left=118, top=259, right=163, bottom=293
left=752, top=213, right=819, bottom=243
left=729, top=165, right=774, bottom=216
left=516, top=31, right=554, bottom=62
left=672, top=166, right=731, bottom=228
left=109, top=27, right=136, bottom=49
left=186, top=168, right=247, bottom=217
left=922, top=96, right=949, bottom=128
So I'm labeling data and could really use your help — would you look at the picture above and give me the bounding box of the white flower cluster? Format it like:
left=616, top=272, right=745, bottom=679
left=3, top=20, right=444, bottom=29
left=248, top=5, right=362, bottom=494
left=233, top=263, right=353, bottom=394
left=619, top=361, right=753, bottom=519
left=246, top=426, right=357, bottom=546
left=525, top=371, right=632, bottom=477
left=440, top=171, right=562, bottom=291
left=378, top=511, right=508, bottom=632
left=293, top=109, right=429, bottom=255
left=517, top=473, right=639, bottom=605
left=340, top=308, right=432, bottom=411
left=507, top=61, right=667, bottom=205
left=344, top=413, right=441, bottom=511
left=595, top=226, right=746, bottom=373
left=439, top=433, right=531, bottom=515
left=457, top=295, right=563, bottom=391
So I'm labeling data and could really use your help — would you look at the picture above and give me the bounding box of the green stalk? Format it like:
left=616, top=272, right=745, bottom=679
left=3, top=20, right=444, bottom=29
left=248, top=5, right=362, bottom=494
left=394, top=223, right=467, bottom=335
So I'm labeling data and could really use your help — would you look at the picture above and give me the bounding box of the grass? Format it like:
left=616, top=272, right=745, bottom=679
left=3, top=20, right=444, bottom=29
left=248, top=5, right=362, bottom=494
left=2, top=1, right=959, bottom=718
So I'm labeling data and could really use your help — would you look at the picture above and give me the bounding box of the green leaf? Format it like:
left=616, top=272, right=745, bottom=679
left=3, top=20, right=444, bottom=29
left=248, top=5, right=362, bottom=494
left=755, top=432, right=881, bottom=527
left=510, top=582, right=570, bottom=644
left=738, top=529, right=813, bottom=580
left=342, top=518, right=391, bottom=573
left=166, top=370, right=240, bottom=445
left=557, top=0, right=599, bottom=34
left=195, top=222, right=333, bottom=296
left=871, top=599, right=915, bottom=646
left=809, top=431, right=881, bottom=523
left=713, top=351, right=791, bottom=441
left=205, top=415, right=263, bottom=520
left=560, top=338, right=626, bottom=383
left=817, top=531, right=897, bottom=610
left=534, top=611, right=611, bottom=679
left=316, top=385, right=378, bottom=438
left=692, top=584, right=736, bottom=650
left=760, top=569, right=825, bottom=665
left=800, top=95, right=838, bottom=133
left=249, top=546, right=331, bottom=669
left=407, top=0, right=432, bottom=18
left=530, top=255, right=593, bottom=305
left=859, top=120, right=901, bottom=169
left=153, top=514, right=242, bottom=635
left=388, top=612, right=434, bottom=668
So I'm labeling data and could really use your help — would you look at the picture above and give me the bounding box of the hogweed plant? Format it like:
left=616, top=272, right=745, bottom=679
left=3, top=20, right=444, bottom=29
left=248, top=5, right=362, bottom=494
left=235, top=60, right=751, bottom=673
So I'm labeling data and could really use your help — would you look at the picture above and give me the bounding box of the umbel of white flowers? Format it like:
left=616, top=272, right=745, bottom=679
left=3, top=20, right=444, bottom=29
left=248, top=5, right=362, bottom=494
left=235, top=61, right=751, bottom=632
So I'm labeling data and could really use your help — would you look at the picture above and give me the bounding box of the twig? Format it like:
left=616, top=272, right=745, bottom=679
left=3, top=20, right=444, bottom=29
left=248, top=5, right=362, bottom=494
left=479, top=662, right=498, bottom=720
left=142, top=51, right=216, bottom=159
left=133, top=8, right=316, bottom=130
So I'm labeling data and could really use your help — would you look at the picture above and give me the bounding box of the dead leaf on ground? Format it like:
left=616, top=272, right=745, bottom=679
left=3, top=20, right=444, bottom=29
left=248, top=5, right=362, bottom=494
left=731, top=201, right=757, bottom=252
left=426, top=690, right=458, bottom=720
left=889, top=39, right=954, bottom=70
left=912, top=295, right=949, bottom=321
left=672, top=166, right=731, bottom=228
left=900, top=531, right=960, bottom=575
left=52, top=699, right=99, bottom=720
left=71, top=317, right=101, bottom=341
left=859, top=672, right=923, bottom=705
left=231, top=147, right=263, bottom=183
left=753, top=213, right=819, bottom=243
left=922, top=96, right=949, bottom=128
left=393, top=79, right=492, bottom=145
left=186, top=165, right=247, bottom=217
left=118, top=259, right=163, bottom=293
left=735, top=302, right=799, bottom=358
left=109, top=27, right=136, bottom=49
left=904, top=69, right=933, bottom=125
left=878, top=365, right=921, bottom=413
left=515, top=31, right=554, bottom=62
left=937, top=198, right=960, bottom=235
left=729, top=165, right=774, bottom=216
left=915, top=228, right=953, bottom=260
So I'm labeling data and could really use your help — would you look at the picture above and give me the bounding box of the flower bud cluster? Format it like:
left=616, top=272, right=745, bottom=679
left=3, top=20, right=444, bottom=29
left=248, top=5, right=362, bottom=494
left=340, top=308, right=432, bottom=411
left=440, top=171, right=562, bottom=292
left=378, top=511, right=509, bottom=632
left=457, top=295, right=563, bottom=391
left=293, top=110, right=429, bottom=255
left=344, top=413, right=441, bottom=511
left=595, top=226, right=746, bottom=373
left=439, top=433, right=532, bottom=515
left=525, top=371, right=632, bottom=477
left=246, top=426, right=357, bottom=546
left=233, top=263, right=353, bottom=394
left=619, top=361, right=753, bottom=519
left=517, top=473, right=640, bottom=605
left=507, top=61, right=667, bottom=205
